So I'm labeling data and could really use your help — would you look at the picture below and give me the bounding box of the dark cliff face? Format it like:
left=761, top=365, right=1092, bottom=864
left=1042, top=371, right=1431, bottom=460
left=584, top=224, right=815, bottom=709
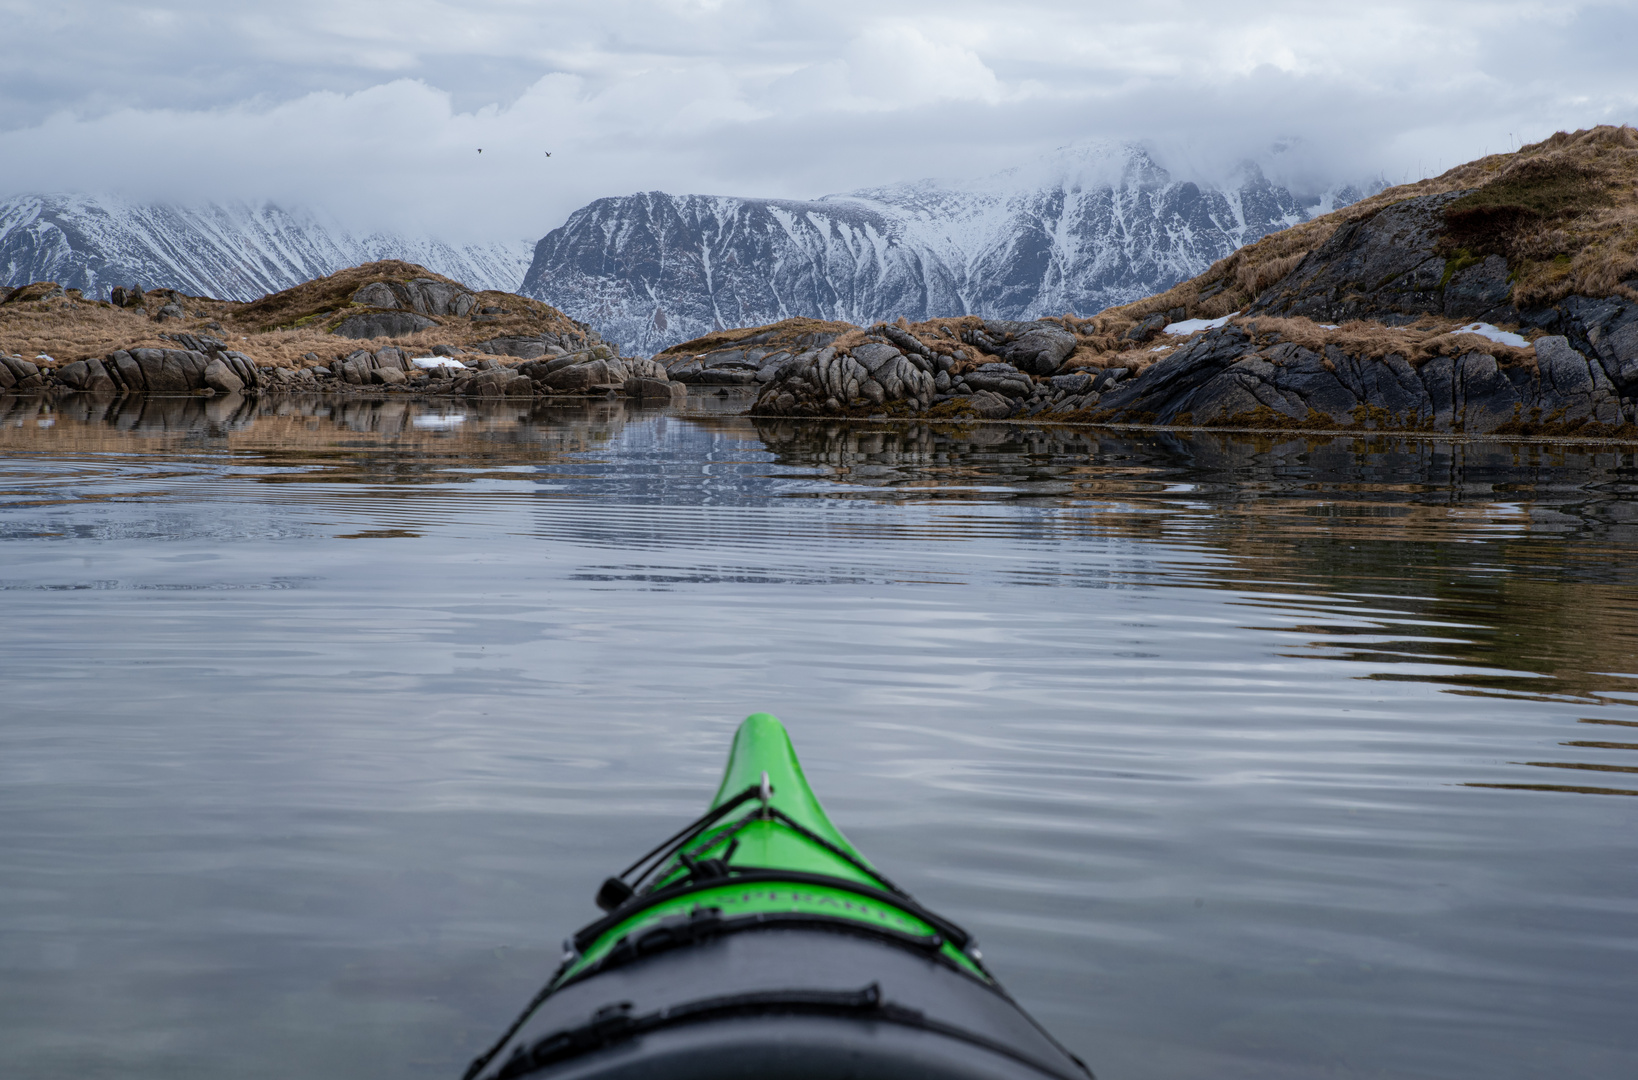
left=1094, top=191, right=1638, bottom=436
left=1248, top=191, right=1518, bottom=326
left=519, top=148, right=1366, bottom=354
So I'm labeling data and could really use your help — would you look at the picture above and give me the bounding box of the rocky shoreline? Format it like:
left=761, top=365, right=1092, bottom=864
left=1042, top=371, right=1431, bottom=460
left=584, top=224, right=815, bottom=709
left=1, top=262, right=689, bottom=405
left=10, top=130, right=1638, bottom=441
left=0, top=338, right=686, bottom=403
left=649, top=183, right=1638, bottom=438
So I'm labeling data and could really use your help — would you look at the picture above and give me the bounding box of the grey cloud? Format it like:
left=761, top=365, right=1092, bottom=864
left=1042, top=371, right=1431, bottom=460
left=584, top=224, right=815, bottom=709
left=0, top=0, right=1633, bottom=241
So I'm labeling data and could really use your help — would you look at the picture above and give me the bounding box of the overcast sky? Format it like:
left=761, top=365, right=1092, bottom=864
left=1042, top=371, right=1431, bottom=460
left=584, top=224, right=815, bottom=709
left=1, top=0, right=1633, bottom=241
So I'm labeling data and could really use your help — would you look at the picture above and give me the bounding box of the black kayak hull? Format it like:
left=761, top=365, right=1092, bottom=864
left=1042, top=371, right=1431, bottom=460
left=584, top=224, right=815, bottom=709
left=486, top=924, right=1088, bottom=1080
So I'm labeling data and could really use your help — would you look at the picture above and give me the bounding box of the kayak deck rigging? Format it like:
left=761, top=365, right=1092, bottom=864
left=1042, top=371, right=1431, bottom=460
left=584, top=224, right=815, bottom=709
left=464, top=713, right=1091, bottom=1080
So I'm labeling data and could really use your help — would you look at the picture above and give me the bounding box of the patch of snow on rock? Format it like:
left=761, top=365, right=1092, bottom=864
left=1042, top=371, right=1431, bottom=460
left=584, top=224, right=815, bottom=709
left=1164, top=312, right=1240, bottom=336
left=1455, top=323, right=1529, bottom=348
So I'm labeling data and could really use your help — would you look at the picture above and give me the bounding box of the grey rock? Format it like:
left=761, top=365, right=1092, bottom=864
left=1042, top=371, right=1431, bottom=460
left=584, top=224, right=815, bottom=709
left=1, top=356, right=40, bottom=381
left=202, top=358, right=245, bottom=394
left=964, top=363, right=1035, bottom=398
left=75, top=357, right=114, bottom=392
left=332, top=310, right=439, bottom=339
left=131, top=348, right=188, bottom=392
left=1049, top=372, right=1093, bottom=395
left=850, top=343, right=903, bottom=374
left=1249, top=191, right=1472, bottom=323
left=154, top=302, right=186, bottom=322
left=881, top=325, right=934, bottom=359
left=370, top=367, right=407, bottom=386
left=998, top=323, right=1077, bottom=376
left=110, top=352, right=145, bottom=391
left=1125, top=314, right=1167, bottom=342
left=350, top=278, right=477, bottom=317
left=543, top=359, right=620, bottom=392
left=56, top=360, right=91, bottom=390
left=1328, top=350, right=1431, bottom=426
left=472, top=338, right=545, bottom=359
left=967, top=390, right=1015, bottom=419
left=1443, top=254, right=1514, bottom=321
left=351, top=282, right=399, bottom=308
left=626, top=376, right=686, bottom=401
left=1534, top=335, right=1623, bottom=425
left=163, top=332, right=227, bottom=355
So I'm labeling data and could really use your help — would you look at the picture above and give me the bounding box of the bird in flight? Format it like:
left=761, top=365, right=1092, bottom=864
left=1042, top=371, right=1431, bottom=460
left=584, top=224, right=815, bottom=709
left=477, top=148, right=482, bottom=154
left=544, top=151, right=552, bottom=157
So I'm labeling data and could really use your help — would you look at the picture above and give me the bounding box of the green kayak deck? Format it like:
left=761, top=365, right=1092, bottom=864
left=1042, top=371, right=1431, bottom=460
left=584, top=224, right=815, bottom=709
left=559, top=713, right=987, bottom=984
left=465, top=713, right=1092, bottom=1080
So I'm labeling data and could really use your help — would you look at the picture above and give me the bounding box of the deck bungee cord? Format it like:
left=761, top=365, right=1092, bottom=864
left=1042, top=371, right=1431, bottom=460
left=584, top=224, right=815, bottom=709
left=464, top=714, right=1092, bottom=1080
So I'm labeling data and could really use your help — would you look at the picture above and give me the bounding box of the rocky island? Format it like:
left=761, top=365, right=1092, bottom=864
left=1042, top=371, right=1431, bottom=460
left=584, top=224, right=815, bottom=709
left=653, top=125, right=1638, bottom=437
left=0, top=261, right=684, bottom=403
left=7, top=127, right=1638, bottom=439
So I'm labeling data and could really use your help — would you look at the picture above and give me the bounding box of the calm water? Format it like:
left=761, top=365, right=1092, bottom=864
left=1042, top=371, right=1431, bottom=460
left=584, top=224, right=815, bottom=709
left=2, top=393, right=1636, bottom=1080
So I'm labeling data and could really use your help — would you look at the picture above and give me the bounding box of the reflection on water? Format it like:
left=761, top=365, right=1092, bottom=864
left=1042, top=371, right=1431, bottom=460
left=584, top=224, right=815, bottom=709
left=1, top=393, right=1636, bottom=1080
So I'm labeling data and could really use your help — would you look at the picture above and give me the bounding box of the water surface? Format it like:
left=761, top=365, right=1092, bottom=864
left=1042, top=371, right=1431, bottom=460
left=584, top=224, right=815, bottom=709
left=2, top=393, right=1635, bottom=1080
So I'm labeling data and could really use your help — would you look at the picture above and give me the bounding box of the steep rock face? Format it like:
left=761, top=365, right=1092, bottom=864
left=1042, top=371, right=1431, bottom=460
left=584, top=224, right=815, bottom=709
left=521, top=144, right=1372, bottom=353
left=0, top=195, right=532, bottom=301
left=1247, top=191, right=1519, bottom=325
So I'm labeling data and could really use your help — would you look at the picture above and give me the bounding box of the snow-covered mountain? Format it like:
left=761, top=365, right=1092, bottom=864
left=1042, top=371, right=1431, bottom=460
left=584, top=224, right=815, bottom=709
left=521, top=143, right=1376, bottom=353
left=0, top=194, right=533, bottom=300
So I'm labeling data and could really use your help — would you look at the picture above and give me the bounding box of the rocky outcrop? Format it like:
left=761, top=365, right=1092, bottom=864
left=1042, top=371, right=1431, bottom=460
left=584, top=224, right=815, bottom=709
left=1085, top=321, right=1632, bottom=434
left=470, top=329, right=595, bottom=360
left=1247, top=192, right=1519, bottom=326
left=662, top=328, right=842, bottom=386
left=750, top=318, right=1105, bottom=419
left=328, top=277, right=482, bottom=339
left=2, top=338, right=686, bottom=404
left=331, top=310, right=440, bottom=339
left=350, top=279, right=477, bottom=318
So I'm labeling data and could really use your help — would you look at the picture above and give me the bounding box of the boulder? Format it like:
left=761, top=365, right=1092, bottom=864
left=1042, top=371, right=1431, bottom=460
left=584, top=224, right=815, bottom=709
left=543, top=359, right=621, bottom=392
left=331, top=311, right=439, bottom=339
left=964, top=363, right=1035, bottom=398
left=202, top=358, right=245, bottom=394
left=56, top=361, right=92, bottom=390
left=1049, top=372, right=1094, bottom=395
left=132, top=349, right=199, bottom=392
left=1534, top=335, right=1623, bottom=425
left=370, top=367, right=407, bottom=386
left=350, top=278, right=477, bottom=317
left=626, top=377, right=686, bottom=402
left=472, top=336, right=549, bottom=359
left=967, top=390, right=1016, bottom=419
left=1000, top=324, right=1078, bottom=375
left=110, top=352, right=146, bottom=391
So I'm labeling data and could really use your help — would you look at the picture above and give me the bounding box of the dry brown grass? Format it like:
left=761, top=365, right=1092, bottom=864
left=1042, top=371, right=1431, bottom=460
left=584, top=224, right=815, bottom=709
left=1239, top=315, right=1538, bottom=367
left=1044, top=125, right=1638, bottom=365
left=653, top=316, right=859, bottom=358
left=1, top=260, right=586, bottom=369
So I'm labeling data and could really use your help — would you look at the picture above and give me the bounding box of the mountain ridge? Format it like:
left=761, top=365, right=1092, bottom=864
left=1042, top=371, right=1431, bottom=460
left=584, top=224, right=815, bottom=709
left=0, top=194, right=533, bottom=302
left=520, top=143, right=1377, bottom=353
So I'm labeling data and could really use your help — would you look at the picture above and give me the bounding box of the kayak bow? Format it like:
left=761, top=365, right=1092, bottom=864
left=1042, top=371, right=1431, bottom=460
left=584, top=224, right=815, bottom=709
left=466, top=713, right=1092, bottom=1080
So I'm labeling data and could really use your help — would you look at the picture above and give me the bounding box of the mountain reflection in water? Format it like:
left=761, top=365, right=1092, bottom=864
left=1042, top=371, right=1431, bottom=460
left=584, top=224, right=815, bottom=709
left=1, top=392, right=1634, bottom=1080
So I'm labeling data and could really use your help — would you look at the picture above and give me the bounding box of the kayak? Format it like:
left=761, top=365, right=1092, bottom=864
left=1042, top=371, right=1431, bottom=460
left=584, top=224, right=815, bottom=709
left=464, top=713, right=1092, bottom=1080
